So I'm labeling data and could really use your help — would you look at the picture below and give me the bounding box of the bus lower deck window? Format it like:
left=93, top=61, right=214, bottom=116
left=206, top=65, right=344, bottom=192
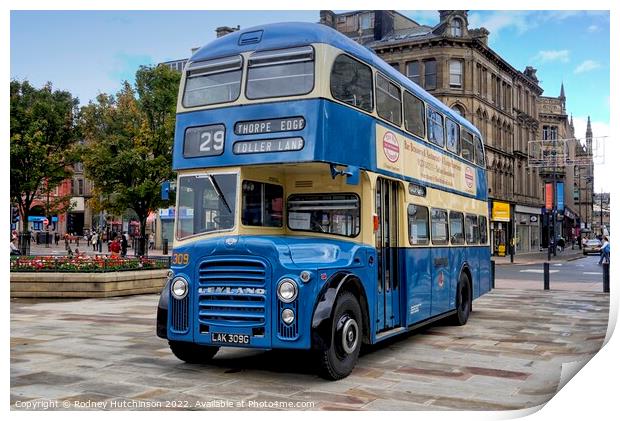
left=287, top=193, right=360, bottom=237
left=242, top=180, right=283, bottom=227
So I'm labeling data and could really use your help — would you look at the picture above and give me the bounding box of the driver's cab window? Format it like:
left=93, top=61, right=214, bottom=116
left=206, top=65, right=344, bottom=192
left=242, top=180, right=283, bottom=227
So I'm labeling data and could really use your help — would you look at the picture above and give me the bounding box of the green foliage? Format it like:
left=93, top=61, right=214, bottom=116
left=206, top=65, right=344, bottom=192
left=10, top=80, right=80, bottom=232
left=79, top=65, right=180, bottom=253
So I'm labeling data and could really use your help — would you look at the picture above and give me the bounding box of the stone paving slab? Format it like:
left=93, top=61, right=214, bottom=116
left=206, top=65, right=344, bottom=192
left=10, top=288, right=609, bottom=411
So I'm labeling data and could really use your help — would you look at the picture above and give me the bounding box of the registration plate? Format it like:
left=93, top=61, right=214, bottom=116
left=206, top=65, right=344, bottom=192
left=211, top=333, right=250, bottom=345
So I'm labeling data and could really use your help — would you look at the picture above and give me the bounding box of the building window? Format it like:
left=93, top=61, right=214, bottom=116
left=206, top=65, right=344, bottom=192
left=406, top=61, right=420, bottom=85
left=450, top=18, right=463, bottom=37
left=389, top=63, right=400, bottom=72
left=543, top=125, right=558, bottom=140
left=449, top=60, right=463, bottom=88
left=424, top=59, right=437, bottom=90
left=77, top=179, right=84, bottom=196
left=451, top=104, right=464, bottom=116
left=360, top=13, right=372, bottom=29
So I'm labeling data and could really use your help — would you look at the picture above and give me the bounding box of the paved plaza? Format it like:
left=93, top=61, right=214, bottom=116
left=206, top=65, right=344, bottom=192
left=10, top=287, right=609, bottom=411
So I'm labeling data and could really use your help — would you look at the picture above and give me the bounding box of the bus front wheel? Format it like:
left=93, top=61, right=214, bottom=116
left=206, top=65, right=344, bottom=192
left=318, top=291, right=362, bottom=380
left=169, top=340, right=219, bottom=364
left=451, top=272, right=472, bottom=326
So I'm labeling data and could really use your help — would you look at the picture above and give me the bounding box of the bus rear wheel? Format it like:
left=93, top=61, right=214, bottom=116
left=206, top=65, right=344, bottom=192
left=451, top=272, right=472, bottom=326
left=318, top=291, right=362, bottom=380
left=169, top=340, right=219, bottom=364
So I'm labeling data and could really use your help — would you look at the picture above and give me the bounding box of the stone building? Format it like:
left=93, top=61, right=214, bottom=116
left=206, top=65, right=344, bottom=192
left=573, top=117, right=595, bottom=237
left=320, top=9, right=547, bottom=254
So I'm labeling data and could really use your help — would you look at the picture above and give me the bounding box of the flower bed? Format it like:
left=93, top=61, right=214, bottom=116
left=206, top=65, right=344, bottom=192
left=10, top=254, right=170, bottom=272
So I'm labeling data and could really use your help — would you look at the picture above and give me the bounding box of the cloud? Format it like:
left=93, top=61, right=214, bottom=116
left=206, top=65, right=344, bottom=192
left=587, top=24, right=599, bottom=32
left=534, top=49, right=570, bottom=63
left=468, top=11, right=533, bottom=37
left=574, top=60, right=601, bottom=74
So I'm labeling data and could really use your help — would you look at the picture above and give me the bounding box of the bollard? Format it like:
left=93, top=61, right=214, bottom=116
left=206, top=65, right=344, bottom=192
left=543, top=262, right=550, bottom=290
left=603, top=263, right=610, bottom=293
left=491, top=260, right=495, bottom=289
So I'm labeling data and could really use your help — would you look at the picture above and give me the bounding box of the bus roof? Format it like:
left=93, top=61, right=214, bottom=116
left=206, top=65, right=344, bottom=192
left=190, top=22, right=482, bottom=138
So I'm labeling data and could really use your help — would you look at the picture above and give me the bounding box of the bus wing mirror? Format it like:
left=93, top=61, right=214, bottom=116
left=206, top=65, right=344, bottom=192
left=329, top=164, right=360, bottom=186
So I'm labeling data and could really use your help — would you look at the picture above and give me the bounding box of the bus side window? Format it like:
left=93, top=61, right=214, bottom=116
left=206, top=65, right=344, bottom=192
left=479, top=215, right=488, bottom=244
left=431, top=208, right=449, bottom=245
left=403, top=91, right=425, bottom=139
left=241, top=180, right=283, bottom=227
left=465, top=214, right=480, bottom=244
left=446, top=118, right=460, bottom=154
left=407, top=204, right=429, bottom=245
left=449, top=211, right=465, bottom=245
left=376, top=73, right=402, bottom=126
left=427, top=108, right=445, bottom=147
left=330, top=54, right=373, bottom=112
left=474, top=135, right=485, bottom=167
left=460, top=129, right=475, bottom=162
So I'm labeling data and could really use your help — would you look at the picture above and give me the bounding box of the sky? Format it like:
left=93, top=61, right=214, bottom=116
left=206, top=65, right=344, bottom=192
left=9, top=9, right=611, bottom=190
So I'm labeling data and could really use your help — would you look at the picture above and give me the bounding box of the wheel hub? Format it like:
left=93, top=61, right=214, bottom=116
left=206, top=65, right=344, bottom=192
left=341, top=318, right=359, bottom=354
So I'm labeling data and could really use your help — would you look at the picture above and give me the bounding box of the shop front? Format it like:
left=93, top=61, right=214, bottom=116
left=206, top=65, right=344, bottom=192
left=491, top=201, right=511, bottom=256
left=514, top=205, right=542, bottom=253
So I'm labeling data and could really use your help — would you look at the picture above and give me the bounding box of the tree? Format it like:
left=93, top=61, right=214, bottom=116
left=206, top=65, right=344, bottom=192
left=10, top=80, right=80, bottom=238
left=80, top=65, right=180, bottom=255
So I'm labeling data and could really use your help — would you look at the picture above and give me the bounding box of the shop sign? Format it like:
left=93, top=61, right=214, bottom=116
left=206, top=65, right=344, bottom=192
left=492, top=201, right=510, bottom=222
left=545, top=183, right=553, bottom=210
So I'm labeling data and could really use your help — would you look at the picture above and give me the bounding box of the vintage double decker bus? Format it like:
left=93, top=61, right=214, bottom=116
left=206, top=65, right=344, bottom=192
left=157, top=22, right=492, bottom=380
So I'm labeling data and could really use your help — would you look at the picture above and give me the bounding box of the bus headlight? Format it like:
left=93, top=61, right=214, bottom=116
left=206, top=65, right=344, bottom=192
left=281, top=308, right=295, bottom=325
left=277, top=279, right=298, bottom=303
left=171, top=277, right=188, bottom=299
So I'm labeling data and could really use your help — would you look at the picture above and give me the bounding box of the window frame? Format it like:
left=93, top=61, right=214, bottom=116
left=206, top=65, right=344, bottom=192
left=286, top=192, right=361, bottom=238
left=407, top=204, right=430, bottom=246
left=330, top=53, right=374, bottom=113
left=182, top=54, right=244, bottom=108
left=403, top=90, right=426, bottom=139
left=245, top=45, right=315, bottom=100
left=450, top=18, right=463, bottom=37
left=449, top=211, right=465, bottom=245
left=406, top=61, right=420, bottom=85
left=445, top=117, right=460, bottom=154
left=430, top=208, right=449, bottom=245
left=460, top=128, right=475, bottom=163
left=426, top=106, right=445, bottom=147
left=241, top=179, right=284, bottom=228
left=424, top=59, right=437, bottom=90
left=449, top=59, right=463, bottom=88
left=375, top=72, right=403, bottom=126
left=465, top=213, right=481, bottom=244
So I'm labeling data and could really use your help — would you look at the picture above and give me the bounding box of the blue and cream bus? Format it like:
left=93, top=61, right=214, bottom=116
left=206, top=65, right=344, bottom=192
left=157, top=22, right=492, bottom=380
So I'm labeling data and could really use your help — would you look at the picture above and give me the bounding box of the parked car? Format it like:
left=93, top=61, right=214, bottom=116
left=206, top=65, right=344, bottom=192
left=583, top=239, right=602, bottom=255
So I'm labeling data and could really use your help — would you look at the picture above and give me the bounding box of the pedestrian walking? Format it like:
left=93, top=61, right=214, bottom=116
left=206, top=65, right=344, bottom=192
left=110, top=235, right=121, bottom=257
left=599, top=236, right=610, bottom=264
left=149, top=233, right=155, bottom=250
left=54, top=232, right=59, bottom=245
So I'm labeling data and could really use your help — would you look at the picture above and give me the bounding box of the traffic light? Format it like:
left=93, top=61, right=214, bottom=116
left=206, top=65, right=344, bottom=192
left=12, top=206, right=19, bottom=223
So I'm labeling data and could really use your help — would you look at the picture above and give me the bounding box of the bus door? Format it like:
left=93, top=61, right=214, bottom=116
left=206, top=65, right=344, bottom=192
left=375, top=178, right=401, bottom=331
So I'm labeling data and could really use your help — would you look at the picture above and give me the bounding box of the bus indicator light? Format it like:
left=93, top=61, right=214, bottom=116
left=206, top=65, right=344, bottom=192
left=373, top=214, right=379, bottom=232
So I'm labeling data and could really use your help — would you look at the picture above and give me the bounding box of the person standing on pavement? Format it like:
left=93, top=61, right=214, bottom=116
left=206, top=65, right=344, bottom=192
left=120, top=232, right=128, bottom=257
left=91, top=231, right=98, bottom=252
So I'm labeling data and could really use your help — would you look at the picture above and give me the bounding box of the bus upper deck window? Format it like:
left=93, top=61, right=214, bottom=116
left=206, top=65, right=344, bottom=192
left=246, top=46, right=314, bottom=99
left=403, top=91, right=425, bottom=139
left=474, top=135, right=485, bottom=167
left=460, top=129, right=475, bottom=163
left=330, top=54, right=373, bottom=112
left=376, top=73, right=402, bottom=126
left=183, top=55, right=243, bottom=107
left=427, top=108, right=445, bottom=147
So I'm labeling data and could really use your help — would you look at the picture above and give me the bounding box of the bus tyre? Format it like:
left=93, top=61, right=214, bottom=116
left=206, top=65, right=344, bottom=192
left=318, top=291, right=362, bottom=380
left=451, top=273, right=472, bottom=326
left=169, top=340, right=219, bottom=364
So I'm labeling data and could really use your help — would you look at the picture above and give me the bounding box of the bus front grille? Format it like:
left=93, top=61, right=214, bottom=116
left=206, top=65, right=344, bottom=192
left=170, top=295, right=189, bottom=333
left=197, top=258, right=268, bottom=326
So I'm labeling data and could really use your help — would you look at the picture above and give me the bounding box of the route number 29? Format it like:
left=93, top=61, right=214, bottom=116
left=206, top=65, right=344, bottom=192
left=200, top=130, right=224, bottom=152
